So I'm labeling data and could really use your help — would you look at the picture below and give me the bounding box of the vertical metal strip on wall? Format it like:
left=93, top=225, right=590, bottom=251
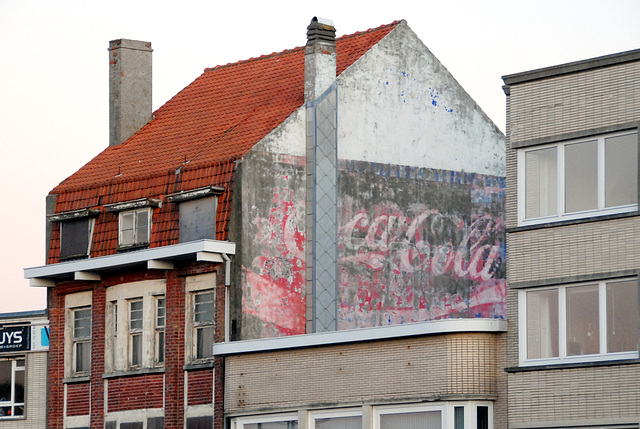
left=306, top=82, right=338, bottom=333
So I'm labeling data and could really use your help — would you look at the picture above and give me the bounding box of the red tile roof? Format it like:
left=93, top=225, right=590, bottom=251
left=47, top=21, right=400, bottom=264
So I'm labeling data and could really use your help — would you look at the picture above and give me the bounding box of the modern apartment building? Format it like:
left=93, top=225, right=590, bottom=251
left=503, top=49, right=640, bottom=428
left=24, top=17, right=506, bottom=429
left=0, top=310, right=49, bottom=428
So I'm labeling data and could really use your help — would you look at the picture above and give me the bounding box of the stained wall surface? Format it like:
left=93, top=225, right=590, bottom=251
left=235, top=22, right=506, bottom=340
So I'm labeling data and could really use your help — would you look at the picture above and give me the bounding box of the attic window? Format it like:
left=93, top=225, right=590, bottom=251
left=48, top=209, right=99, bottom=260
left=167, top=186, right=223, bottom=243
left=105, top=199, right=161, bottom=250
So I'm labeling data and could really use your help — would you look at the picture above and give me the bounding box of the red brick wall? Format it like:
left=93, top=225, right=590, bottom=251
left=187, top=370, right=213, bottom=406
left=47, top=262, right=225, bottom=429
left=66, top=382, right=91, bottom=416
left=107, top=374, right=165, bottom=412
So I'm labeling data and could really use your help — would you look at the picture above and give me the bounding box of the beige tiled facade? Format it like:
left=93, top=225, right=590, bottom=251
left=225, top=332, right=506, bottom=427
left=0, top=311, right=48, bottom=429
left=504, top=49, right=640, bottom=428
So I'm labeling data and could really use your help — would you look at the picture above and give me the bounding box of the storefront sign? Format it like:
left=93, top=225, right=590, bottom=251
left=0, top=325, right=30, bottom=352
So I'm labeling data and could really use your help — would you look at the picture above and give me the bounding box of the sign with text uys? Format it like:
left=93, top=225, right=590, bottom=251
left=0, top=325, right=30, bottom=352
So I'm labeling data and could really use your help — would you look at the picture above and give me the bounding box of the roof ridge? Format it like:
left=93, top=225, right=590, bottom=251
left=203, top=20, right=402, bottom=73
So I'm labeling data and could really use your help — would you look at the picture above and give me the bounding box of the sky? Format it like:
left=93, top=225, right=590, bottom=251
left=1, top=0, right=639, bottom=313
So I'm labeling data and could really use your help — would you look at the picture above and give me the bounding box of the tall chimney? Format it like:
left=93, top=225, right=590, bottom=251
left=304, top=17, right=337, bottom=102
left=108, top=39, right=152, bottom=147
left=305, top=17, right=339, bottom=333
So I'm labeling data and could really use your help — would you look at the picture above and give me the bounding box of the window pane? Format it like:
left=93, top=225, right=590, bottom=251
left=454, top=407, right=464, bottom=429
left=607, top=280, right=639, bottom=353
left=121, top=213, right=134, bottom=246
left=244, top=422, right=297, bottom=429
left=14, top=369, right=24, bottom=403
left=565, top=140, right=598, bottom=213
left=477, top=406, right=489, bottom=429
left=195, top=292, right=214, bottom=323
left=525, top=147, right=557, bottom=218
left=131, top=334, right=142, bottom=367
left=566, top=285, right=600, bottom=356
left=605, top=134, right=638, bottom=208
left=60, top=218, right=90, bottom=258
left=315, top=415, right=361, bottom=429
left=136, top=210, right=149, bottom=243
left=74, top=308, right=92, bottom=339
left=196, top=326, right=214, bottom=359
left=157, top=331, right=165, bottom=363
left=76, top=341, right=90, bottom=372
left=0, top=361, right=11, bottom=401
left=380, top=410, right=441, bottom=429
left=526, top=289, right=559, bottom=359
left=130, top=300, right=143, bottom=331
left=157, top=298, right=166, bottom=327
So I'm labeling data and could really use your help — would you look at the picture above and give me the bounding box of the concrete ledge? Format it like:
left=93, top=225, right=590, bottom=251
left=214, top=318, right=507, bottom=355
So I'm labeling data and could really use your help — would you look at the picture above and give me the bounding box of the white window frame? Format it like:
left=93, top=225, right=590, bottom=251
left=0, top=356, right=25, bottom=419
left=185, top=273, right=216, bottom=363
left=309, top=408, right=362, bottom=428
left=65, top=291, right=92, bottom=378
left=118, top=208, right=152, bottom=247
left=105, top=280, right=166, bottom=372
left=155, top=296, right=166, bottom=365
left=128, top=298, right=144, bottom=368
left=231, top=413, right=298, bottom=429
left=517, top=130, right=638, bottom=226
left=519, top=278, right=639, bottom=366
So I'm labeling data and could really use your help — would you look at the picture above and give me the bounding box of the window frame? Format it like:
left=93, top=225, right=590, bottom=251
left=231, top=413, right=298, bottom=429
left=0, top=356, right=25, bottom=419
left=105, top=280, right=166, bottom=373
left=128, top=299, right=144, bottom=369
left=155, top=296, right=165, bottom=365
left=72, top=306, right=92, bottom=376
left=517, top=130, right=638, bottom=226
left=185, top=273, right=217, bottom=364
left=308, top=408, right=362, bottom=429
left=519, top=278, right=639, bottom=366
left=118, top=208, right=152, bottom=248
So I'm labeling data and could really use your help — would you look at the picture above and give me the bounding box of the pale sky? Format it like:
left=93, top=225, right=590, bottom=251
left=1, top=0, right=639, bottom=313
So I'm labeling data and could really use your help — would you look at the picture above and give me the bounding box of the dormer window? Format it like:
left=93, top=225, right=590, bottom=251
left=48, top=208, right=99, bottom=260
left=167, top=186, right=223, bottom=243
left=119, top=209, right=151, bottom=247
left=105, top=198, right=161, bottom=250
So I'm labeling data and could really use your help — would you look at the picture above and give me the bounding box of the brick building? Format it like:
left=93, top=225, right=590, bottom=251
left=25, top=18, right=506, bottom=429
left=0, top=310, right=49, bottom=428
left=503, top=50, right=640, bottom=428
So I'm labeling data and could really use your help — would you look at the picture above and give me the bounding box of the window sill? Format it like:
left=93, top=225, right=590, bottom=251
left=63, top=375, right=91, bottom=384
left=117, top=243, right=150, bottom=252
left=506, top=358, right=640, bottom=373
left=102, top=366, right=165, bottom=379
left=508, top=210, right=639, bottom=233
left=183, top=361, right=215, bottom=371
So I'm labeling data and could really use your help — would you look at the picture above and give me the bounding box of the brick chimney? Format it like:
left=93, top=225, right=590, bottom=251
left=304, top=17, right=337, bottom=102
left=108, top=39, right=152, bottom=147
left=305, top=17, right=339, bottom=333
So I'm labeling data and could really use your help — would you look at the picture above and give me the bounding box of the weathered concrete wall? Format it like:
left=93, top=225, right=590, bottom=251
left=237, top=153, right=505, bottom=339
left=337, top=21, right=504, bottom=177
left=338, top=161, right=505, bottom=329
left=237, top=21, right=506, bottom=340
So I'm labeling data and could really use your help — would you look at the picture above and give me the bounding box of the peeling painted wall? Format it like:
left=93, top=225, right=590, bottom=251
left=237, top=21, right=506, bottom=340
left=337, top=160, right=505, bottom=329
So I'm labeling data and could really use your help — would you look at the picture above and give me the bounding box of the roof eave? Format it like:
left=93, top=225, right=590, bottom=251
left=24, top=239, right=236, bottom=286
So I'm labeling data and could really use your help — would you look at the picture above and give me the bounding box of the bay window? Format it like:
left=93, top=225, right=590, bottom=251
left=520, top=278, right=639, bottom=365
left=519, top=131, right=637, bottom=225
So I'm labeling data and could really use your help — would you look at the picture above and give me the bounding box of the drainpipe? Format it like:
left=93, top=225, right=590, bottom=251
left=222, top=253, right=231, bottom=342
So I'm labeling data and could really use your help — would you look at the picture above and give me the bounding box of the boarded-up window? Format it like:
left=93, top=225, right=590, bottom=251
left=179, top=197, right=217, bottom=242
left=60, top=218, right=92, bottom=259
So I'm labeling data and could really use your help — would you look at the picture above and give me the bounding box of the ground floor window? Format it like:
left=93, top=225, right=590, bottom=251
left=231, top=402, right=492, bottom=429
left=0, top=356, right=25, bottom=417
